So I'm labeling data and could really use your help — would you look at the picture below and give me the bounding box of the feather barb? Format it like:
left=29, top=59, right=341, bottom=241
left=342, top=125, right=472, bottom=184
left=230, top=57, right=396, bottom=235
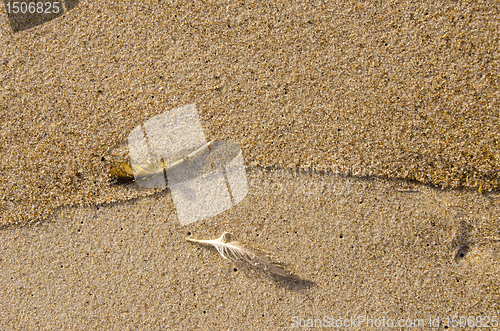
left=187, top=232, right=301, bottom=281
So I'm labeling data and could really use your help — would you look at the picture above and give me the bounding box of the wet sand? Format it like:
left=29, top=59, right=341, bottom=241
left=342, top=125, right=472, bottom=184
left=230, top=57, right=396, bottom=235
left=2, top=168, right=500, bottom=329
left=1, top=0, right=499, bottom=329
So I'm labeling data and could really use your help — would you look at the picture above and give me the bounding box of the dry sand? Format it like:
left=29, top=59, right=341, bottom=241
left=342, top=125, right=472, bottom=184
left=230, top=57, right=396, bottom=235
left=1, top=0, right=499, bottom=329
left=0, top=0, right=499, bottom=226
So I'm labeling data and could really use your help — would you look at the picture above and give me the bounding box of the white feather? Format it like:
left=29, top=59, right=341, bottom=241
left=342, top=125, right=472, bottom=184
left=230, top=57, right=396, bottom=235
left=187, top=232, right=301, bottom=280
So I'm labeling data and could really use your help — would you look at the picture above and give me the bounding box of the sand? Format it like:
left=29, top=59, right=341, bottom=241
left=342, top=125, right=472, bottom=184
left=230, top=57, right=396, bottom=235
left=2, top=168, right=500, bottom=329
left=1, top=0, right=499, bottom=227
left=1, top=0, right=499, bottom=329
